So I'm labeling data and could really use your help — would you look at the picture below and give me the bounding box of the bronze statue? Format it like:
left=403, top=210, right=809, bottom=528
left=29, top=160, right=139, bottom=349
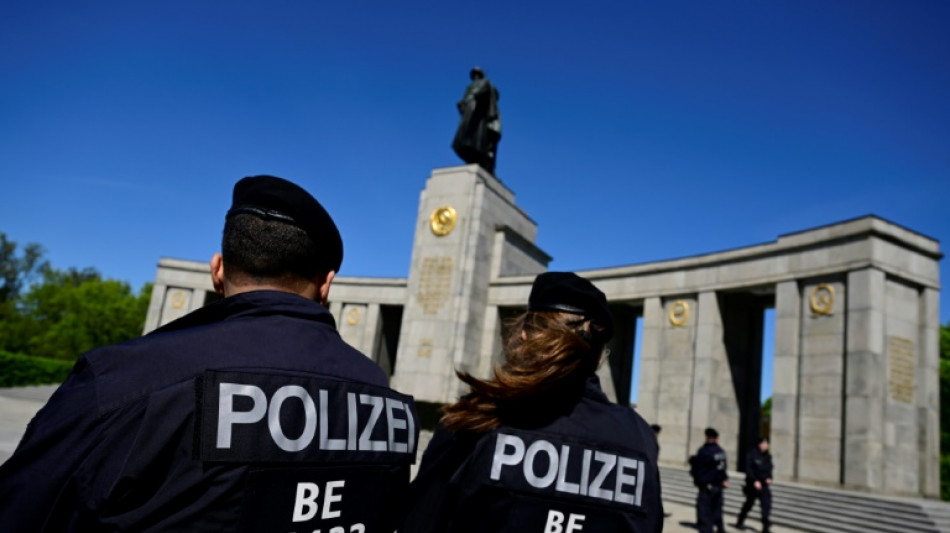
left=452, top=67, right=501, bottom=174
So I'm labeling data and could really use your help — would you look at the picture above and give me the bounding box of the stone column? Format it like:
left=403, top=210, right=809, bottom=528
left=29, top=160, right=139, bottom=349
left=362, top=303, right=382, bottom=356
left=328, top=301, right=343, bottom=328
left=143, top=283, right=168, bottom=334
left=843, top=268, right=885, bottom=491
left=918, top=287, right=941, bottom=497
left=771, top=280, right=800, bottom=480
left=657, top=296, right=698, bottom=463
left=338, top=303, right=368, bottom=350
left=690, top=292, right=738, bottom=463
left=882, top=278, right=921, bottom=494
left=797, top=278, right=846, bottom=485
left=636, top=297, right=663, bottom=425
left=476, top=305, right=503, bottom=380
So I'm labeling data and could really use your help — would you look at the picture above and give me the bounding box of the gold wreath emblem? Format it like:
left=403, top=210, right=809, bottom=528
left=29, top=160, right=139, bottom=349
left=430, top=206, right=457, bottom=236
left=810, top=283, right=835, bottom=316
left=345, top=306, right=362, bottom=326
left=669, top=300, right=689, bottom=327
left=170, top=290, right=187, bottom=310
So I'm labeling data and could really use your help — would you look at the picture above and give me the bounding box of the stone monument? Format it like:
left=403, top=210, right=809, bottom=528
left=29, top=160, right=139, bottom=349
left=145, top=177, right=942, bottom=499
left=388, top=164, right=548, bottom=403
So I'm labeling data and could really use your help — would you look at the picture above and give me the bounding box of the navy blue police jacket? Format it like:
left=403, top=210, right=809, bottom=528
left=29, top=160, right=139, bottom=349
left=689, top=443, right=728, bottom=487
left=401, top=375, right=663, bottom=533
left=0, top=290, right=418, bottom=532
left=744, top=448, right=772, bottom=485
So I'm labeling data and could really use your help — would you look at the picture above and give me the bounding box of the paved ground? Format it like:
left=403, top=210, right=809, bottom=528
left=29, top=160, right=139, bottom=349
left=659, top=499, right=792, bottom=533
left=0, top=385, right=57, bottom=463
left=0, top=386, right=795, bottom=532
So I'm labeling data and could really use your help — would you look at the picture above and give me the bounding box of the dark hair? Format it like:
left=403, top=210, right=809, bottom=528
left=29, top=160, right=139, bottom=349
left=651, top=424, right=662, bottom=434
left=705, top=427, right=719, bottom=439
left=222, top=213, right=323, bottom=282
left=440, top=311, right=606, bottom=433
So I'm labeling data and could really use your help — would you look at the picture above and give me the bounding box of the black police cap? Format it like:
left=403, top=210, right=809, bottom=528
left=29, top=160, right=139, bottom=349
left=227, top=175, right=343, bottom=273
left=527, top=271, right=614, bottom=342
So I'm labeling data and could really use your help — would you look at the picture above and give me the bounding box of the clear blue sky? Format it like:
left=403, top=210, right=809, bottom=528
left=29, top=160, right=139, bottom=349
left=2, top=2, right=949, bottom=400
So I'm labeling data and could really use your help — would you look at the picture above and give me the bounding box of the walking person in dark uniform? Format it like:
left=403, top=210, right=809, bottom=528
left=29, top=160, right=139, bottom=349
left=736, top=437, right=773, bottom=532
left=690, top=427, right=729, bottom=533
left=401, top=272, right=664, bottom=532
left=0, top=175, right=418, bottom=532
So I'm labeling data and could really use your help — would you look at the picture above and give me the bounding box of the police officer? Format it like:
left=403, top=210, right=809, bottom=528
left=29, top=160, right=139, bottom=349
left=690, top=427, right=729, bottom=533
left=401, top=272, right=663, bottom=533
left=736, top=437, right=773, bottom=532
left=0, top=175, right=418, bottom=532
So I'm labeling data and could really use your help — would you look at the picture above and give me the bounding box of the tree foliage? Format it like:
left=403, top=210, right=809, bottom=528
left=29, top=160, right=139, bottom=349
left=0, top=233, right=151, bottom=362
left=0, top=233, right=48, bottom=303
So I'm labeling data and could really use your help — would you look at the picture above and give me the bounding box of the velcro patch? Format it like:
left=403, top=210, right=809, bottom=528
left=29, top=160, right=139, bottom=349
left=479, top=429, right=652, bottom=512
left=196, top=369, right=418, bottom=464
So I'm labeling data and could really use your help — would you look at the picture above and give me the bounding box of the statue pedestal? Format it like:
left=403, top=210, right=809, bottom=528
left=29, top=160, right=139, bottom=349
left=390, top=164, right=549, bottom=403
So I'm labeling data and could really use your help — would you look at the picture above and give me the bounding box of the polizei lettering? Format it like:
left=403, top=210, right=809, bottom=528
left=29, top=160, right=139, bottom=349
left=489, top=432, right=647, bottom=507
left=197, top=370, right=418, bottom=463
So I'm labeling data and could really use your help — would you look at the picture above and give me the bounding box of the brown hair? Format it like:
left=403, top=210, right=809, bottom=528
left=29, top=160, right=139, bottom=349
left=440, top=311, right=607, bottom=433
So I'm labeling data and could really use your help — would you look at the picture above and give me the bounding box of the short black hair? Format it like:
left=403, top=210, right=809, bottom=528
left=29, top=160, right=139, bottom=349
left=705, top=427, right=719, bottom=439
left=222, top=213, right=323, bottom=281
left=651, top=424, right=662, bottom=434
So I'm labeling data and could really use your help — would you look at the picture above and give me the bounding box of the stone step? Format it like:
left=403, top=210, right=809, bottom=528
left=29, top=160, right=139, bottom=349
left=661, top=477, right=934, bottom=528
left=660, top=466, right=950, bottom=533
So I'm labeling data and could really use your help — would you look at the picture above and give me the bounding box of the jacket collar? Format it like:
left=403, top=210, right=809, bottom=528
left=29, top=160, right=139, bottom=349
left=149, top=290, right=336, bottom=335
left=582, top=373, right=611, bottom=404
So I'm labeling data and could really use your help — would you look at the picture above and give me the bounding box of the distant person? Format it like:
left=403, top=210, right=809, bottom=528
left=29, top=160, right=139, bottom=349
left=0, top=175, right=418, bottom=532
left=651, top=423, right=662, bottom=438
left=452, top=66, right=502, bottom=174
left=401, top=272, right=663, bottom=532
left=689, top=427, right=729, bottom=533
left=736, top=437, right=773, bottom=532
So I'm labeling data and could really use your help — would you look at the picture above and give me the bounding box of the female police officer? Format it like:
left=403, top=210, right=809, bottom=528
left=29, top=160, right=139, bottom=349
left=402, top=272, right=663, bottom=532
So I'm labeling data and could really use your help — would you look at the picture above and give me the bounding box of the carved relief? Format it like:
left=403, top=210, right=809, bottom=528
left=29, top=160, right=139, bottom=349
left=887, top=336, right=915, bottom=404
left=418, top=338, right=433, bottom=357
left=668, top=300, right=689, bottom=327
left=345, top=306, right=362, bottom=326
left=170, top=290, right=188, bottom=310
left=809, top=283, right=835, bottom=316
left=417, top=256, right=453, bottom=314
left=430, top=206, right=457, bottom=236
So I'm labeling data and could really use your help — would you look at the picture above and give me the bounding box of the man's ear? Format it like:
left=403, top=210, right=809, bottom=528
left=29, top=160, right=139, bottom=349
left=210, top=253, right=226, bottom=295
left=316, top=270, right=336, bottom=306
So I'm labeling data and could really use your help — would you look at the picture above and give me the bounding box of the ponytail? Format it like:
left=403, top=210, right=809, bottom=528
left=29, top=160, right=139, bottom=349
left=440, top=311, right=606, bottom=433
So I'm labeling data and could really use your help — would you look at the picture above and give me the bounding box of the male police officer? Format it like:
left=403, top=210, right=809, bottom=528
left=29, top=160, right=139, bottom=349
left=689, top=427, right=729, bottom=533
left=736, top=437, right=773, bottom=533
left=0, top=175, right=418, bottom=532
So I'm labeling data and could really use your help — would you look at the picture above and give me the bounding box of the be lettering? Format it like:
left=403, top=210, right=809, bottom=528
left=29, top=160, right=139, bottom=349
left=544, top=510, right=585, bottom=533
left=292, top=481, right=346, bottom=522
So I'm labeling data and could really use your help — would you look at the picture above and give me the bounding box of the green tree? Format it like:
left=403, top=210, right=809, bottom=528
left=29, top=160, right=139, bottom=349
left=19, top=268, right=151, bottom=360
left=0, top=233, right=151, bottom=362
left=0, top=232, right=48, bottom=302
left=0, top=233, right=49, bottom=353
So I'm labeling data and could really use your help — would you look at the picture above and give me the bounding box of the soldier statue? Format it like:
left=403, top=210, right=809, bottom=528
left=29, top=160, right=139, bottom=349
left=452, top=67, right=501, bottom=174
